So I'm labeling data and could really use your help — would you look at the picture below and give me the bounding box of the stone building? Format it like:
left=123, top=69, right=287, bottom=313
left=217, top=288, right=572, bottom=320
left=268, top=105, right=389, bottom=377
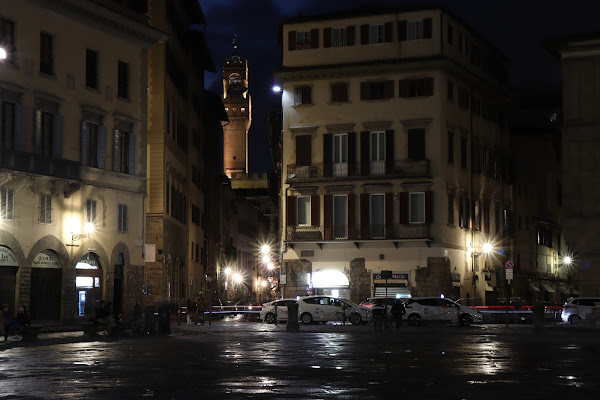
left=0, top=0, right=163, bottom=321
left=276, top=7, right=513, bottom=305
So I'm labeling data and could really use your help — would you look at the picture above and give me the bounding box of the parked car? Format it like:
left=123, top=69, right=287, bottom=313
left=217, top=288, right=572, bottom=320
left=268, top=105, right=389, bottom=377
left=561, top=297, right=600, bottom=325
left=235, top=299, right=261, bottom=321
left=404, top=297, right=483, bottom=326
left=359, top=297, right=409, bottom=314
left=297, top=296, right=370, bottom=325
left=261, top=299, right=298, bottom=324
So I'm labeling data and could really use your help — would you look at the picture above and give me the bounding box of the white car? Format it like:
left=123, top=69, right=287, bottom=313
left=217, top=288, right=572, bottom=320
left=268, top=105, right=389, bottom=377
left=561, top=297, right=600, bottom=325
left=404, top=297, right=483, bottom=326
left=260, top=299, right=298, bottom=324
left=297, top=296, right=370, bottom=325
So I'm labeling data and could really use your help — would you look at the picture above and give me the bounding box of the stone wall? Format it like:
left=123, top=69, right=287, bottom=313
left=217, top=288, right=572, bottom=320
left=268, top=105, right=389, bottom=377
left=283, top=259, right=312, bottom=298
left=349, top=258, right=371, bottom=302
left=414, top=257, right=453, bottom=297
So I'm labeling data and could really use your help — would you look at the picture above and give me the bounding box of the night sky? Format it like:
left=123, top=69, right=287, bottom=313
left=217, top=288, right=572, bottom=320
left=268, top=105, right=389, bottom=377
left=200, top=0, right=600, bottom=173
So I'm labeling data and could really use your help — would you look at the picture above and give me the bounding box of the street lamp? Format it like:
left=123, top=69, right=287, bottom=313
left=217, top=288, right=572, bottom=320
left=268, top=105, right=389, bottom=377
left=0, top=47, right=6, bottom=60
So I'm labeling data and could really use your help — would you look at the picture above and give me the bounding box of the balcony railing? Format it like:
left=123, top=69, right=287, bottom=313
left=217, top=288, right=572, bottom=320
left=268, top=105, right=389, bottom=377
left=0, top=149, right=81, bottom=180
left=286, top=224, right=431, bottom=241
left=286, top=159, right=430, bottom=183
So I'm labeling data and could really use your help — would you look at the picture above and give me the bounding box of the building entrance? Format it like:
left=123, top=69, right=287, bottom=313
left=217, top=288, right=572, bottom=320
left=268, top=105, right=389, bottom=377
left=30, top=250, right=62, bottom=321
left=0, top=246, right=19, bottom=317
left=76, top=253, right=102, bottom=316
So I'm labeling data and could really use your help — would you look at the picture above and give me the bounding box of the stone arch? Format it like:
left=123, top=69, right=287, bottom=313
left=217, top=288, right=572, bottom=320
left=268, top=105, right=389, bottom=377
left=0, top=230, right=26, bottom=265
left=110, top=241, right=131, bottom=316
left=110, top=241, right=131, bottom=268
left=26, top=235, right=70, bottom=268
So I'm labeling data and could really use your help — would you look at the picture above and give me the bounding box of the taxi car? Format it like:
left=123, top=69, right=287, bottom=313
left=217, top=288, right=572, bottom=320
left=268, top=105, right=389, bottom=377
left=260, top=298, right=298, bottom=324
left=404, top=296, right=483, bottom=326
left=297, top=296, right=369, bottom=325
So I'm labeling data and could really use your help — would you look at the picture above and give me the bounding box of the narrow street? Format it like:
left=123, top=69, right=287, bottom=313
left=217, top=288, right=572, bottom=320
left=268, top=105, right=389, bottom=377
left=1, top=320, right=599, bottom=399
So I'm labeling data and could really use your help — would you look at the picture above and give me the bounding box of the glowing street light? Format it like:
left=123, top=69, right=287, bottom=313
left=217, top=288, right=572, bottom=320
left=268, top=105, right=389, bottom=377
left=0, top=47, right=6, bottom=60
left=260, top=244, right=271, bottom=255
left=262, top=254, right=271, bottom=264
left=224, top=267, right=232, bottom=276
left=562, top=255, right=573, bottom=266
left=233, top=272, right=243, bottom=284
left=272, top=85, right=281, bottom=93
left=267, top=262, right=274, bottom=271
left=482, top=242, right=493, bottom=254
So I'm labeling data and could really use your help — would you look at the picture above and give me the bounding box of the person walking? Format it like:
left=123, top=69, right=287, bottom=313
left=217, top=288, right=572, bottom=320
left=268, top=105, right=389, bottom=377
left=391, top=299, right=406, bottom=330
left=195, top=292, right=205, bottom=325
left=372, top=299, right=387, bottom=332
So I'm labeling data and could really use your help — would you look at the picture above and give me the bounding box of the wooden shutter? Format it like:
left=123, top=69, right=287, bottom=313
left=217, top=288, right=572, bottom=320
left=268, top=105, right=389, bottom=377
left=399, top=79, right=409, bottom=98
left=360, top=24, right=368, bottom=44
left=424, top=18, right=433, bottom=39
left=310, top=29, right=319, bottom=48
left=348, top=132, right=356, bottom=176
left=424, top=77, right=434, bottom=96
left=128, top=132, right=135, bottom=175
left=398, top=20, right=407, bottom=41
left=296, top=135, right=311, bottom=166
left=425, top=191, right=433, bottom=223
left=360, top=82, right=368, bottom=100
left=288, top=30, right=296, bottom=51
left=385, top=193, right=394, bottom=238
left=324, top=28, right=331, bottom=48
left=360, top=131, right=369, bottom=176
left=348, top=193, right=356, bottom=239
left=324, top=194, right=332, bottom=239
left=311, top=195, right=320, bottom=226
left=33, top=109, right=42, bottom=154
left=52, top=115, right=63, bottom=158
left=323, top=134, right=333, bottom=177
left=384, top=22, right=393, bottom=42
left=97, top=125, right=106, bottom=169
left=385, top=130, right=394, bottom=174
left=360, top=193, right=369, bottom=239
left=14, top=104, right=27, bottom=151
left=80, top=121, right=89, bottom=166
left=286, top=196, right=297, bottom=226
left=347, top=25, right=355, bottom=45
left=399, top=192, right=409, bottom=224
left=385, top=80, right=394, bottom=99
left=113, top=129, right=120, bottom=171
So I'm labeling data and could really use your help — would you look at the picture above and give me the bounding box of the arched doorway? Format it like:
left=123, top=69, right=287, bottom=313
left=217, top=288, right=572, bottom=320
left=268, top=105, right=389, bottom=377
left=0, top=246, right=19, bottom=317
left=75, top=253, right=102, bottom=316
left=113, top=253, right=124, bottom=316
left=31, top=250, right=62, bottom=321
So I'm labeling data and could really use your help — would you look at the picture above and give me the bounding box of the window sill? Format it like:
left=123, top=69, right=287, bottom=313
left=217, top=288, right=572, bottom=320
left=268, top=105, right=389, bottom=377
left=361, top=98, right=393, bottom=102
left=329, top=100, right=351, bottom=105
left=85, top=86, right=101, bottom=94
left=117, top=96, right=132, bottom=103
left=293, top=103, right=315, bottom=108
left=39, top=72, right=56, bottom=80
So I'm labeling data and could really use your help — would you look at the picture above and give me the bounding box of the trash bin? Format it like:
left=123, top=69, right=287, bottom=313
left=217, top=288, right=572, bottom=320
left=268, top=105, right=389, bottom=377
left=533, top=303, right=545, bottom=332
left=287, top=302, right=299, bottom=332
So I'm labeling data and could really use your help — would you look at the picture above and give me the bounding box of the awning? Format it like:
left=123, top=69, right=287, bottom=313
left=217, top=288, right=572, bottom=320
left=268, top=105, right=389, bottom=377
left=452, top=281, right=461, bottom=287
left=540, top=281, right=555, bottom=293
left=529, top=282, right=541, bottom=292
left=485, top=282, right=494, bottom=292
left=558, top=285, right=570, bottom=295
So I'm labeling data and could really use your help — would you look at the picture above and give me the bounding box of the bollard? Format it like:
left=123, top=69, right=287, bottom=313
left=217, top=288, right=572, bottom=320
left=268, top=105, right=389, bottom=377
left=287, top=302, right=300, bottom=332
left=533, top=303, right=545, bottom=332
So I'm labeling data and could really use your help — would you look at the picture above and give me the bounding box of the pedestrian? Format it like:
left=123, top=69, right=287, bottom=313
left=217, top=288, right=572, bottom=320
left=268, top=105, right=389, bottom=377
left=15, top=305, right=31, bottom=326
left=391, top=299, right=406, bottom=330
left=186, top=299, right=193, bottom=326
left=372, top=299, right=386, bottom=332
left=196, top=292, right=205, bottom=325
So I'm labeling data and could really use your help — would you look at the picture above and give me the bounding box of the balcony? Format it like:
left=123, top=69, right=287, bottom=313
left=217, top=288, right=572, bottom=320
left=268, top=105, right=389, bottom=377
left=0, top=149, right=81, bottom=180
left=286, top=224, right=431, bottom=242
left=286, top=159, right=430, bottom=183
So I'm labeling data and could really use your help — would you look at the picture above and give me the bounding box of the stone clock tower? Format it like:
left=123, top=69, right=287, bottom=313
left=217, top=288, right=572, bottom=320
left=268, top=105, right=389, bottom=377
left=222, top=35, right=251, bottom=177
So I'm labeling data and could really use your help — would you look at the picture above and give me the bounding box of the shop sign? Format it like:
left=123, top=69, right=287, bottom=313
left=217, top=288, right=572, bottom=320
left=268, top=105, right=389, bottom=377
left=32, top=250, right=61, bottom=268
left=0, top=246, right=18, bottom=266
left=373, top=272, right=409, bottom=280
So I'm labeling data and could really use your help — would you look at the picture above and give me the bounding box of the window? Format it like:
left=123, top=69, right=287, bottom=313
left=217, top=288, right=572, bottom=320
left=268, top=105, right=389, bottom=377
left=447, top=81, right=454, bottom=102
left=118, top=204, right=128, bottom=232
left=409, top=192, right=425, bottom=224
left=458, top=87, right=470, bottom=109
left=458, top=32, right=469, bottom=55
left=40, top=32, right=54, bottom=75
left=39, top=194, right=52, bottom=224
left=40, top=111, right=53, bottom=157
left=369, top=24, right=385, bottom=44
left=483, top=200, right=490, bottom=233
left=399, top=78, right=433, bottom=98
left=473, top=199, right=480, bottom=231
left=460, top=137, right=467, bottom=169
left=295, top=31, right=312, bottom=49
left=361, top=80, right=393, bottom=100
left=297, top=196, right=311, bottom=226
left=1, top=101, right=15, bottom=149
left=0, top=18, right=15, bottom=64
left=116, top=130, right=131, bottom=173
left=370, top=131, right=385, bottom=175
left=495, top=202, right=501, bottom=235
left=294, top=86, right=312, bottom=105
left=370, top=194, right=385, bottom=238
left=333, top=194, right=347, bottom=238
left=333, top=133, right=348, bottom=177
left=0, top=187, right=14, bottom=220
left=407, top=20, right=423, bottom=40
left=86, top=49, right=99, bottom=89
left=87, top=122, right=98, bottom=168
left=447, top=131, right=454, bottom=164
left=118, top=60, right=129, bottom=99
left=407, top=129, right=425, bottom=160
left=331, top=28, right=347, bottom=47
left=86, top=199, right=97, bottom=224
left=447, top=192, right=455, bottom=226
left=331, top=82, right=348, bottom=103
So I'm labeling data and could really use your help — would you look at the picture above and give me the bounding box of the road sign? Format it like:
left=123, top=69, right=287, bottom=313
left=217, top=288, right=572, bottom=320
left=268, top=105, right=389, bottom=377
left=506, top=269, right=513, bottom=280
left=505, top=260, right=514, bottom=269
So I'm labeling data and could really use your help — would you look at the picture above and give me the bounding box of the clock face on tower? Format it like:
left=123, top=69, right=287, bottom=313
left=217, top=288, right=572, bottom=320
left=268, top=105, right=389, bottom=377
left=229, top=73, right=241, bottom=86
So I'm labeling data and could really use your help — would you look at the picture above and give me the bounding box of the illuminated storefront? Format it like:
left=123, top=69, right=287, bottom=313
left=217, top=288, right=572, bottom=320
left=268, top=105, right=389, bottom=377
left=76, top=253, right=102, bottom=316
left=309, top=269, right=350, bottom=298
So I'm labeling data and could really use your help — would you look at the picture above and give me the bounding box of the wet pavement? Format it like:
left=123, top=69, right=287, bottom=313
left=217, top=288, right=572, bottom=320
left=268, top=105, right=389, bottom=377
left=1, top=318, right=600, bottom=399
